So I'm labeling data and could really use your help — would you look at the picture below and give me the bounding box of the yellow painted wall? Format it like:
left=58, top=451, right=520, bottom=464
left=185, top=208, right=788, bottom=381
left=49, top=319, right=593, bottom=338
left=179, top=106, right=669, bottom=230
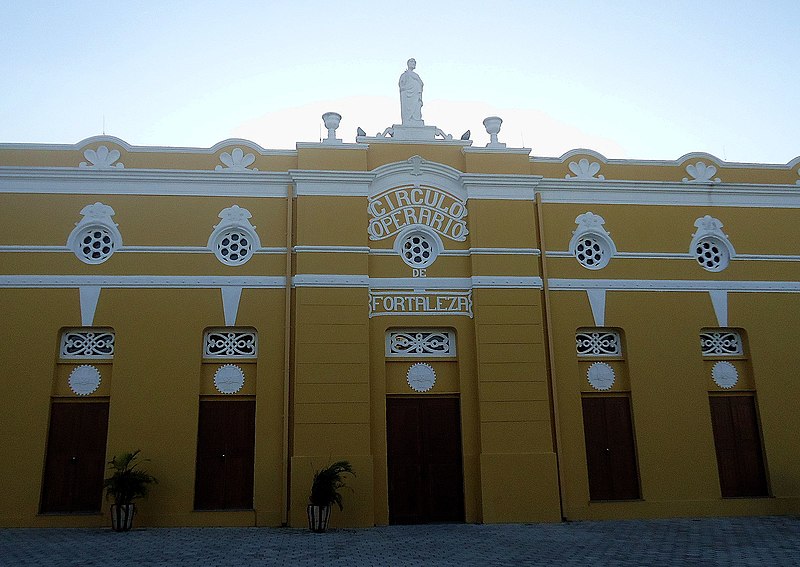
left=1, top=138, right=799, bottom=530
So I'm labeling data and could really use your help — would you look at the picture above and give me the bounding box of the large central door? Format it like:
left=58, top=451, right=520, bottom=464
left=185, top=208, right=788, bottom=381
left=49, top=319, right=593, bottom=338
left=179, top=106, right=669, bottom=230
left=194, top=400, right=256, bottom=510
left=386, top=397, right=465, bottom=524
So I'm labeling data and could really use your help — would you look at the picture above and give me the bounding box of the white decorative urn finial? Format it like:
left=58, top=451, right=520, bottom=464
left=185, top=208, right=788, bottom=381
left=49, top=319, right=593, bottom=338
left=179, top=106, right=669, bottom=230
left=321, top=112, right=342, bottom=144
left=483, top=116, right=506, bottom=148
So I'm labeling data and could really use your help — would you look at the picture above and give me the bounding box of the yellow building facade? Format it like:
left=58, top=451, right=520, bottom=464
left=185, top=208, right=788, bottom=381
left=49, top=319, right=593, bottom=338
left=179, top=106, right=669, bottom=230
left=1, top=109, right=799, bottom=528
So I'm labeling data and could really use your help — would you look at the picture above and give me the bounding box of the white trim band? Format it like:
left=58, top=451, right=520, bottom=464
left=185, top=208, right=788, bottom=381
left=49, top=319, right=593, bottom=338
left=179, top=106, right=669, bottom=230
left=548, top=278, right=800, bottom=292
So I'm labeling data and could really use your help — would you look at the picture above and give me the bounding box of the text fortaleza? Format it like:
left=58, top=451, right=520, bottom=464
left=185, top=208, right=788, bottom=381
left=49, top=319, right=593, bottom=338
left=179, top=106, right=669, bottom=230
left=369, top=291, right=473, bottom=318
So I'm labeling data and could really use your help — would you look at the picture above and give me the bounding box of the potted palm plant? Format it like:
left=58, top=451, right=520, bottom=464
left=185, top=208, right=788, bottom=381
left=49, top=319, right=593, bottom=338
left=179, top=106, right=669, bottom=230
left=307, top=460, right=354, bottom=532
left=103, top=449, right=157, bottom=532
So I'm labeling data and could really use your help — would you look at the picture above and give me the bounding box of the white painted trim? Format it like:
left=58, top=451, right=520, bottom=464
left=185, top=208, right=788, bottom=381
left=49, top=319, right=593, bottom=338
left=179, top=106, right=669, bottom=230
left=461, top=173, right=540, bottom=201
left=586, top=289, right=606, bottom=326
left=709, top=290, right=728, bottom=326
left=294, top=245, right=370, bottom=254
left=79, top=286, right=101, bottom=326
left=537, top=148, right=800, bottom=170
left=462, top=147, right=532, bottom=155
left=471, top=276, right=542, bottom=289
left=292, top=274, right=370, bottom=287
left=546, top=250, right=800, bottom=262
left=289, top=170, right=374, bottom=197
left=549, top=278, right=800, bottom=292
left=0, top=168, right=292, bottom=197
left=0, top=136, right=297, bottom=156
left=0, top=275, right=286, bottom=288
left=221, top=287, right=243, bottom=326
left=467, top=247, right=540, bottom=255
left=535, top=179, right=800, bottom=208
left=371, top=276, right=542, bottom=290
left=9, top=245, right=798, bottom=262
left=369, top=247, right=540, bottom=257
left=0, top=245, right=287, bottom=255
left=295, top=142, right=369, bottom=150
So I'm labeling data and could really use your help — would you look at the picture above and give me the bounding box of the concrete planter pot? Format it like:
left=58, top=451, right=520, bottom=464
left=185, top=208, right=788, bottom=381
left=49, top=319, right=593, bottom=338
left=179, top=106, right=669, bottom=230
left=110, top=504, right=136, bottom=532
left=307, top=504, right=332, bottom=533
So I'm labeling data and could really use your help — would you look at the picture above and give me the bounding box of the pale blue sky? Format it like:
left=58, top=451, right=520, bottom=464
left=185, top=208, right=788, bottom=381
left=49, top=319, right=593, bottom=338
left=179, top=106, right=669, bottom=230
left=1, top=1, right=798, bottom=163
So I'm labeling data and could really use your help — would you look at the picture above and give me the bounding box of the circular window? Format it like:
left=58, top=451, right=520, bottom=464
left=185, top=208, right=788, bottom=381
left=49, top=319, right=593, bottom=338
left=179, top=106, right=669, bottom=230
left=575, top=235, right=610, bottom=270
left=399, top=231, right=438, bottom=269
left=694, top=237, right=729, bottom=272
left=214, top=229, right=253, bottom=266
left=76, top=226, right=115, bottom=264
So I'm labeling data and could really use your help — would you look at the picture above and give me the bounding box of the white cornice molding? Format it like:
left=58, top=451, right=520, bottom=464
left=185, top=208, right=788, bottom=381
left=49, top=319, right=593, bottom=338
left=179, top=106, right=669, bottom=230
left=460, top=172, right=540, bottom=200
left=289, top=170, right=374, bottom=196
left=462, top=147, right=532, bottom=155
left=356, top=137, right=472, bottom=147
left=0, top=167, right=291, bottom=197
left=548, top=278, right=800, bottom=292
left=537, top=149, right=800, bottom=170
left=0, top=136, right=297, bottom=156
left=0, top=275, right=286, bottom=288
left=535, top=179, right=800, bottom=208
left=295, top=142, right=369, bottom=150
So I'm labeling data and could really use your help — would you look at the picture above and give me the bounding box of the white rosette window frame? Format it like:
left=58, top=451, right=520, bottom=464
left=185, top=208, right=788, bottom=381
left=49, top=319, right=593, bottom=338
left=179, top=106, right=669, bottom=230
left=393, top=224, right=444, bottom=270
left=690, top=216, right=735, bottom=273
left=66, top=202, right=123, bottom=265
left=569, top=212, right=616, bottom=270
left=208, top=205, right=262, bottom=266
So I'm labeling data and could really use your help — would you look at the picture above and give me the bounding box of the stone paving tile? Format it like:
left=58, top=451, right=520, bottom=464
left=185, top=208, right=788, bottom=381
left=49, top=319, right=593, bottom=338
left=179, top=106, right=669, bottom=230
left=0, top=516, right=798, bottom=566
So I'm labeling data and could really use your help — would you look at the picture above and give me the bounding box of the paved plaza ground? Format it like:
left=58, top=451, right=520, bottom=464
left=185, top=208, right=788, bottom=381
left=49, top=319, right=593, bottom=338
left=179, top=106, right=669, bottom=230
left=0, top=516, right=798, bottom=566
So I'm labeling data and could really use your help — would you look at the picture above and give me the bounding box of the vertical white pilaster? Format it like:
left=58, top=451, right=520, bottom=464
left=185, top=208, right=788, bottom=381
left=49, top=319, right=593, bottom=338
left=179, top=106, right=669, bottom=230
left=222, top=287, right=243, bottom=326
left=79, top=286, right=102, bottom=326
left=587, top=288, right=606, bottom=327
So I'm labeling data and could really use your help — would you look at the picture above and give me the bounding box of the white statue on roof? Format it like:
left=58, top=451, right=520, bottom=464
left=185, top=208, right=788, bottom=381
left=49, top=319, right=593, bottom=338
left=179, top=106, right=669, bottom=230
left=399, top=58, right=424, bottom=126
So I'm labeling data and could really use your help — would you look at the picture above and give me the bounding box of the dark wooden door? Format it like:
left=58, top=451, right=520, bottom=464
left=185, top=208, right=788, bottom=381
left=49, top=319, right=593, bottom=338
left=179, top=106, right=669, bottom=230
left=709, top=395, right=768, bottom=497
left=194, top=400, right=256, bottom=510
left=582, top=396, right=640, bottom=500
left=387, top=397, right=465, bottom=524
left=40, top=401, right=109, bottom=513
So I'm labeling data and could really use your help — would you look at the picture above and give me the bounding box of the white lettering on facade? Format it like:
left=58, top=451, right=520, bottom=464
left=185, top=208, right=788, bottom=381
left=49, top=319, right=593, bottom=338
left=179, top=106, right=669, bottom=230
left=368, top=290, right=473, bottom=318
left=367, top=185, right=468, bottom=241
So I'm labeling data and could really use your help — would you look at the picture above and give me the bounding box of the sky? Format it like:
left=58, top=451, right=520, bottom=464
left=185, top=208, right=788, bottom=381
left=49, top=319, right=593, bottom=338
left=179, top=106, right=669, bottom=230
left=1, top=1, right=798, bottom=163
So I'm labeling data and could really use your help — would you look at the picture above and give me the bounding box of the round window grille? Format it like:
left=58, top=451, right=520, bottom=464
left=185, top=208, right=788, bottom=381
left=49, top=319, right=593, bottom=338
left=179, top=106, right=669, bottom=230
left=214, top=229, right=253, bottom=266
left=694, top=237, right=729, bottom=272
left=575, top=235, right=610, bottom=269
left=399, top=231, right=437, bottom=269
left=76, top=226, right=115, bottom=264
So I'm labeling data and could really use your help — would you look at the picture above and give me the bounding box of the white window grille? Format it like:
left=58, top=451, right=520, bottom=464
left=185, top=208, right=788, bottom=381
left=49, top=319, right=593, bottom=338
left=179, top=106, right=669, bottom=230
left=693, top=237, right=730, bottom=272
left=214, top=228, right=254, bottom=265
left=700, top=329, right=743, bottom=356
left=386, top=329, right=455, bottom=357
left=204, top=329, right=258, bottom=358
left=60, top=329, right=115, bottom=359
left=576, top=329, right=621, bottom=357
left=394, top=226, right=443, bottom=269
